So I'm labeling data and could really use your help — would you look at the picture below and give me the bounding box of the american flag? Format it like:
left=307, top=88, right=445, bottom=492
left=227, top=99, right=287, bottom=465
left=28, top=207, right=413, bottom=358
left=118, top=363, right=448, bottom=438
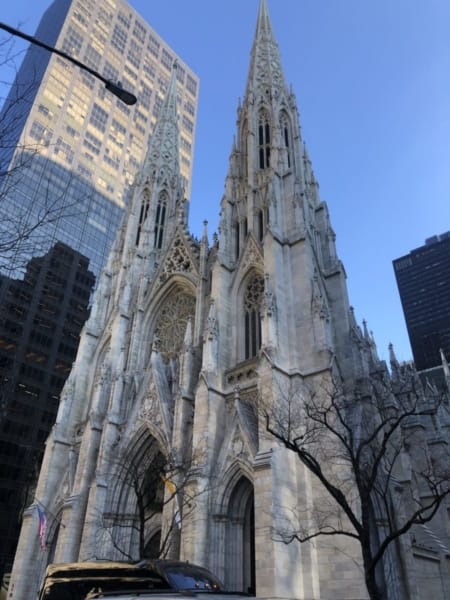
left=36, top=505, right=47, bottom=550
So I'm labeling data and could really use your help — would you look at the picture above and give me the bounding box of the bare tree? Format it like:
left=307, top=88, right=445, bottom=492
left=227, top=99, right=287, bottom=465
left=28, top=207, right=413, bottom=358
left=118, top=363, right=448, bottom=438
left=263, top=367, right=450, bottom=600
left=96, top=449, right=202, bottom=562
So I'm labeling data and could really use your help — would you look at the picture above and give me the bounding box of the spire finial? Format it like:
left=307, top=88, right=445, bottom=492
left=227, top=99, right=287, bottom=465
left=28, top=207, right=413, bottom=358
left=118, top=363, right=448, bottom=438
left=245, top=0, right=286, bottom=102
left=138, top=60, right=180, bottom=184
left=389, top=343, right=399, bottom=367
left=202, top=220, right=208, bottom=241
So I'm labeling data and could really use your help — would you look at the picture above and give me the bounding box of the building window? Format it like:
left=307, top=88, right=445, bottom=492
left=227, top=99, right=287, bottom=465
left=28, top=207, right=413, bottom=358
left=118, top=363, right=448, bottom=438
left=148, top=35, right=160, bottom=58
left=182, top=115, right=194, bottom=134
left=62, top=26, right=83, bottom=56
left=244, top=274, right=264, bottom=359
left=243, top=218, right=248, bottom=238
left=111, top=24, right=128, bottom=53
left=117, top=11, right=131, bottom=29
left=154, top=192, right=167, bottom=249
left=136, top=189, right=150, bottom=246
left=90, top=103, right=108, bottom=133
left=258, top=210, right=264, bottom=241
left=29, top=121, right=53, bottom=146
left=84, top=44, right=101, bottom=70
left=258, top=113, right=271, bottom=169
left=281, top=113, right=292, bottom=169
left=133, top=20, right=146, bottom=44
left=104, top=61, right=119, bottom=83
left=161, top=48, right=173, bottom=71
left=186, top=75, right=198, bottom=97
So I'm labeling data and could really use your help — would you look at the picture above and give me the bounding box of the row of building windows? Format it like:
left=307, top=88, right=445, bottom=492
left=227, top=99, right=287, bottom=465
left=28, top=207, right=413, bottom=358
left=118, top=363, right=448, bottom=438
left=65, top=5, right=198, bottom=101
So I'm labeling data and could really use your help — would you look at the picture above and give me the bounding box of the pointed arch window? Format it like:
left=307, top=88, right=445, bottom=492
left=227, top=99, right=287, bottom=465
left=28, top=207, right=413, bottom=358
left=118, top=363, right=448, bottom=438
left=136, top=189, right=151, bottom=246
left=244, top=274, right=264, bottom=359
left=241, top=119, right=248, bottom=178
left=258, top=210, right=264, bottom=242
left=235, top=221, right=240, bottom=260
left=154, top=191, right=167, bottom=249
left=281, top=113, right=292, bottom=169
left=258, top=113, right=271, bottom=169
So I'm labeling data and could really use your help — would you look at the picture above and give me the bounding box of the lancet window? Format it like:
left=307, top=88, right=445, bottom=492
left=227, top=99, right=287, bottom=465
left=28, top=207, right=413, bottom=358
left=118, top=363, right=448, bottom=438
left=136, top=189, right=150, bottom=246
left=154, top=191, right=167, bottom=249
left=235, top=221, right=240, bottom=260
left=258, top=210, right=264, bottom=241
left=281, top=113, right=292, bottom=169
left=244, top=273, right=264, bottom=359
left=258, top=112, right=271, bottom=169
left=241, top=119, right=248, bottom=178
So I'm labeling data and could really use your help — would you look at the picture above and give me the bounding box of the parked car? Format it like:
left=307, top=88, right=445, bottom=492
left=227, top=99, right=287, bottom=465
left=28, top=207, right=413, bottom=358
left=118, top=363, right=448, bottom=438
left=39, top=559, right=229, bottom=600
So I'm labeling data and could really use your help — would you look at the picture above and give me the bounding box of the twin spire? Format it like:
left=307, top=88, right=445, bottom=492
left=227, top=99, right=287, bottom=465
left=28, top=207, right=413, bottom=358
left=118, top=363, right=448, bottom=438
left=138, top=61, right=181, bottom=188
left=246, top=0, right=287, bottom=101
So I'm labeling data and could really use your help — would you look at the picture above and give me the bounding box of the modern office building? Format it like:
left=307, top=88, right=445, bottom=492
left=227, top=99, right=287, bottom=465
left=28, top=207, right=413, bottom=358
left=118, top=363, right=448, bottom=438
left=0, top=0, right=198, bottom=279
left=393, top=231, right=450, bottom=372
left=0, top=0, right=198, bottom=586
left=9, top=3, right=450, bottom=600
left=0, top=241, right=95, bottom=580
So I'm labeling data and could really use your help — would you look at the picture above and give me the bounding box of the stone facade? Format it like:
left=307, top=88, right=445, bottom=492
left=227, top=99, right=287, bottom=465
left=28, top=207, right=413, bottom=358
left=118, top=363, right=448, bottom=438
left=8, top=2, right=450, bottom=599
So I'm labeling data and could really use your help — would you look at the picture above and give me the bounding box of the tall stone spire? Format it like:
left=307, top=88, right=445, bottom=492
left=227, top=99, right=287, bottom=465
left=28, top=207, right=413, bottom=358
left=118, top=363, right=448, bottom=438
left=138, top=61, right=182, bottom=187
left=245, top=0, right=287, bottom=102
left=125, top=62, right=185, bottom=257
left=218, top=0, right=310, bottom=270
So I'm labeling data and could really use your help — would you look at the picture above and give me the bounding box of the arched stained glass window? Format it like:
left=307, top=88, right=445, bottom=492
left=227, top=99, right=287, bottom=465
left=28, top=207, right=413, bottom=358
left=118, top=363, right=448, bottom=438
left=244, top=274, right=264, bottom=359
left=154, top=191, right=167, bottom=249
left=136, top=189, right=151, bottom=246
left=235, top=221, right=240, bottom=260
left=258, top=210, right=264, bottom=242
left=258, top=113, right=271, bottom=170
left=281, top=113, right=292, bottom=169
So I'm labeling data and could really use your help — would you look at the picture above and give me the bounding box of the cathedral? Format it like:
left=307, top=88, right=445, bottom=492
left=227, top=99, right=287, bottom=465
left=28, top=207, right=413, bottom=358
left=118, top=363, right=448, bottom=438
left=9, top=2, right=450, bottom=599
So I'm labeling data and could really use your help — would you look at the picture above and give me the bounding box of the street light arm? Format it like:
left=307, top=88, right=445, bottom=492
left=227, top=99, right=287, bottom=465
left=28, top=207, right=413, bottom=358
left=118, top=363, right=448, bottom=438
left=0, top=21, right=137, bottom=106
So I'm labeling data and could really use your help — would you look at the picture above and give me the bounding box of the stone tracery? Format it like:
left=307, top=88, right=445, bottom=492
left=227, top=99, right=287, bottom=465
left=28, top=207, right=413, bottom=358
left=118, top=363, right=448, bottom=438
left=153, top=292, right=196, bottom=360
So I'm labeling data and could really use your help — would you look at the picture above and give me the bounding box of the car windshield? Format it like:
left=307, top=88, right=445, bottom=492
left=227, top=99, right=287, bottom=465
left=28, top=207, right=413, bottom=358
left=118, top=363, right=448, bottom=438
left=163, top=565, right=223, bottom=591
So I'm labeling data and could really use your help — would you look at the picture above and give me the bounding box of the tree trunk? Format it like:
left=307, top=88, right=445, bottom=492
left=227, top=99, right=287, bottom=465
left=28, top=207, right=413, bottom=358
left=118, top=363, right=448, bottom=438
left=361, top=542, right=382, bottom=600
left=364, top=568, right=383, bottom=600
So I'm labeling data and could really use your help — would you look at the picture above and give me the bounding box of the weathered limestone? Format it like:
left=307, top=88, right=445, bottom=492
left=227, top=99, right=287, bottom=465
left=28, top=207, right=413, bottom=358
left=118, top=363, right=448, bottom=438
left=9, top=2, right=450, bottom=600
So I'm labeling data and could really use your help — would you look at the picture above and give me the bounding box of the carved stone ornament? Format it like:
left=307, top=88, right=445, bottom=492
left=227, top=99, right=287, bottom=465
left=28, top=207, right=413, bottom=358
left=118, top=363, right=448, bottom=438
left=241, top=237, right=264, bottom=273
left=159, top=234, right=195, bottom=284
left=154, top=292, right=196, bottom=360
left=262, top=273, right=276, bottom=317
left=205, top=300, right=219, bottom=341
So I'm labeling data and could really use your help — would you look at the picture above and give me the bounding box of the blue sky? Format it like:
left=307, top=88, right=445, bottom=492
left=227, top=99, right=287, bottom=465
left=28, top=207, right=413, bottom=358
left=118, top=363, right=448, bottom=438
left=1, top=0, right=449, bottom=364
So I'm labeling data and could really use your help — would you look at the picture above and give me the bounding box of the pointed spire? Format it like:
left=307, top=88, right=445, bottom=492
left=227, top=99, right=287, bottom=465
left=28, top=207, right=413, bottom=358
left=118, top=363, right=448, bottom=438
left=245, top=0, right=287, bottom=101
left=202, top=220, right=209, bottom=244
left=138, top=62, right=181, bottom=185
left=389, top=342, right=400, bottom=373
left=389, top=342, right=398, bottom=362
left=255, top=0, right=273, bottom=38
left=362, top=320, right=370, bottom=341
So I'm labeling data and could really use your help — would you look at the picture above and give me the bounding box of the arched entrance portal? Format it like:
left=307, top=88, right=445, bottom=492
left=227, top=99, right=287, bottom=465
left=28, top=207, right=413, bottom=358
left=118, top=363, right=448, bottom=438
left=225, top=476, right=255, bottom=595
left=107, top=432, right=168, bottom=561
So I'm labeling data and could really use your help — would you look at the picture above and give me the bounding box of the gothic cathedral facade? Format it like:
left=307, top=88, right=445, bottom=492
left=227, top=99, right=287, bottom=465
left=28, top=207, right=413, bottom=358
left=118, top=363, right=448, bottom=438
left=9, top=2, right=450, bottom=600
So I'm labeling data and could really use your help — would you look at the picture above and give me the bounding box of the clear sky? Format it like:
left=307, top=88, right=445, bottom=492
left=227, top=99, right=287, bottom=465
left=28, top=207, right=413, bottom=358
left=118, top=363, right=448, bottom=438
left=1, top=0, right=449, bottom=365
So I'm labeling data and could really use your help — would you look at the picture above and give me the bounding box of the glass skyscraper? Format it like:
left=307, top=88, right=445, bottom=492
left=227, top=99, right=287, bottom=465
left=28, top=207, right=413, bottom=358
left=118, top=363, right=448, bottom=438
left=0, top=0, right=199, bottom=280
left=0, top=0, right=198, bottom=581
left=393, top=231, right=450, bottom=372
